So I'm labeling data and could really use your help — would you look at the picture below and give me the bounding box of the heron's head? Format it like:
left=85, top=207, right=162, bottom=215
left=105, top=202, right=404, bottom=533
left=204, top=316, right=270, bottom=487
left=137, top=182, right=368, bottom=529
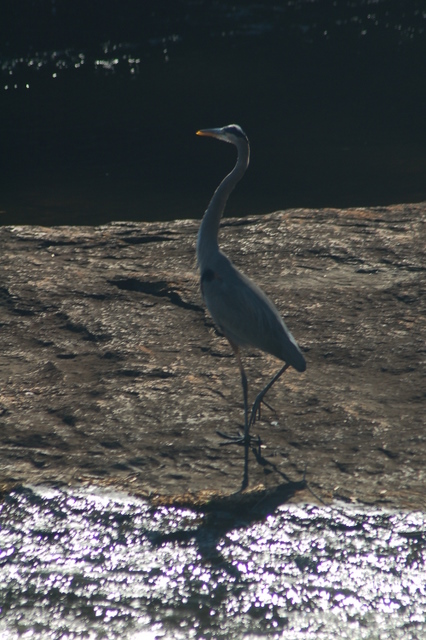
left=196, top=124, right=248, bottom=145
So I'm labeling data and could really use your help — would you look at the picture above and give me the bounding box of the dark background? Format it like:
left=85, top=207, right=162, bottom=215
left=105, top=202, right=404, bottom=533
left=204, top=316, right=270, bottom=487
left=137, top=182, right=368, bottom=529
left=1, top=0, right=425, bottom=225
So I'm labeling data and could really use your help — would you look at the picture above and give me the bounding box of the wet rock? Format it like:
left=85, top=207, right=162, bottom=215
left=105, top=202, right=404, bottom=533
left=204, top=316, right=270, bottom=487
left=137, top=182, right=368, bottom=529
left=0, top=204, right=425, bottom=508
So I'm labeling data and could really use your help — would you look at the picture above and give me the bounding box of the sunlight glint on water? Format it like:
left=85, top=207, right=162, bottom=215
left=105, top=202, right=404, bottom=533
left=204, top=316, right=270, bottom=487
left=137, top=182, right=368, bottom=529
left=0, top=486, right=425, bottom=639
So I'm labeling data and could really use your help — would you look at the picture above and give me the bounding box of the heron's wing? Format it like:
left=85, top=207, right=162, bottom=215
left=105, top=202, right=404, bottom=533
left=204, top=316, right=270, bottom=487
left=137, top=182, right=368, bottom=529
left=202, top=259, right=305, bottom=371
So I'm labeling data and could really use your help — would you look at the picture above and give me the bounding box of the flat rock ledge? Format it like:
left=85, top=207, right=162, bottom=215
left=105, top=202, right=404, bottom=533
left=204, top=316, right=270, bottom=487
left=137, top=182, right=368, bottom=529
left=0, top=203, right=425, bottom=510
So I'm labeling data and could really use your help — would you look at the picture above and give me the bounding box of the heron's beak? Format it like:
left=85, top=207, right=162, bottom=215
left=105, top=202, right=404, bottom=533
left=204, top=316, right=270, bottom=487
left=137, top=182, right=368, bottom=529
left=196, top=128, right=222, bottom=139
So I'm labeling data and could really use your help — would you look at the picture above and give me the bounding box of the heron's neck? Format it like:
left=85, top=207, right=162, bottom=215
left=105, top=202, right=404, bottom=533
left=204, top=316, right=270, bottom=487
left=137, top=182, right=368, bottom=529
left=196, top=141, right=250, bottom=270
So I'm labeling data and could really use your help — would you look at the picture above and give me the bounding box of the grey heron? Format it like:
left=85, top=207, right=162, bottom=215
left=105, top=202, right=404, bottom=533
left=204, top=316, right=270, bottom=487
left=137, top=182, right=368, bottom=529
left=196, top=124, right=306, bottom=482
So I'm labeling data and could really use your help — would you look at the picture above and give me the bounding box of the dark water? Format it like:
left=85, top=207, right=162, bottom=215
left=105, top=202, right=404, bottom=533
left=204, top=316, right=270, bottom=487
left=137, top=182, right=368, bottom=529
left=1, top=1, right=426, bottom=226
left=0, top=485, right=425, bottom=639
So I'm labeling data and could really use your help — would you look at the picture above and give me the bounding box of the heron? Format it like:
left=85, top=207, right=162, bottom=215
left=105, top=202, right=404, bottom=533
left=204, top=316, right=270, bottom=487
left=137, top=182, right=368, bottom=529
left=196, top=124, right=306, bottom=483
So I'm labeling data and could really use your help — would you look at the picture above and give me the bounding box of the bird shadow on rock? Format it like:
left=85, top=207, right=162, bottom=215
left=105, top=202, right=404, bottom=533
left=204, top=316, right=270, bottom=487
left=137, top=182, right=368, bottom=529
left=249, top=442, right=295, bottom=485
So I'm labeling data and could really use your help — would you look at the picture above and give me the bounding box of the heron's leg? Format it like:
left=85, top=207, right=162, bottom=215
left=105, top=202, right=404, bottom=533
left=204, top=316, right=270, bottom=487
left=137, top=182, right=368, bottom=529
left=242, top=436, right=249, bottom=490
left=236, top=346, right=250, bottom=489
left=232, top=342, right=249, bottom=437
left=249, top=363, right=290, bottom=428
left=217, top=341, right=260, bottom=448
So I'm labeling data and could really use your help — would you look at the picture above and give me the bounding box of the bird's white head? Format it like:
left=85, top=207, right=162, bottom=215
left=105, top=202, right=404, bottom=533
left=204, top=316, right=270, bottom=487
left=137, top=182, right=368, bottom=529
left=196, top=124, right=248, bottom=145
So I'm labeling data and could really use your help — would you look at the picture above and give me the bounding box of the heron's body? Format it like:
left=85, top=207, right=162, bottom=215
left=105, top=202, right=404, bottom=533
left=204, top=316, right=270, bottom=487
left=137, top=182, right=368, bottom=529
left=196, top=124, right=305, bottom=486
left=200, top=251, right=306, bottom=372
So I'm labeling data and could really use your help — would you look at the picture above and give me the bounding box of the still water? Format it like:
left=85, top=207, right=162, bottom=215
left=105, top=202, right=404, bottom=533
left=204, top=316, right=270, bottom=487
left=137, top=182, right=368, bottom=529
left=1, top=1, right=426, bottom=225
left=0, top=485, right=425, bottom=639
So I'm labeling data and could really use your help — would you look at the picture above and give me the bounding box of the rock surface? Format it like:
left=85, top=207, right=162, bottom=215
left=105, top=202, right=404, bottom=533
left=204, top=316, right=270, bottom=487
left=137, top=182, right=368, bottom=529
left=0, top=203, right=425, bottom=508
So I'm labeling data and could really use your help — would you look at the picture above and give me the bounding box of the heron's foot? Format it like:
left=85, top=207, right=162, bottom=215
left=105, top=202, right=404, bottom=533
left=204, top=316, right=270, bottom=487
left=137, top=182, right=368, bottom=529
left=216, top=430, right=262, bottom=448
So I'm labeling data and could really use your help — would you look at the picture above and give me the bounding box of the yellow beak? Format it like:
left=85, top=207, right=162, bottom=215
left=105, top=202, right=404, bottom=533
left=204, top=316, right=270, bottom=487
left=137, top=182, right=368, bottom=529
left=196, top=128, right=222, bottom=139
